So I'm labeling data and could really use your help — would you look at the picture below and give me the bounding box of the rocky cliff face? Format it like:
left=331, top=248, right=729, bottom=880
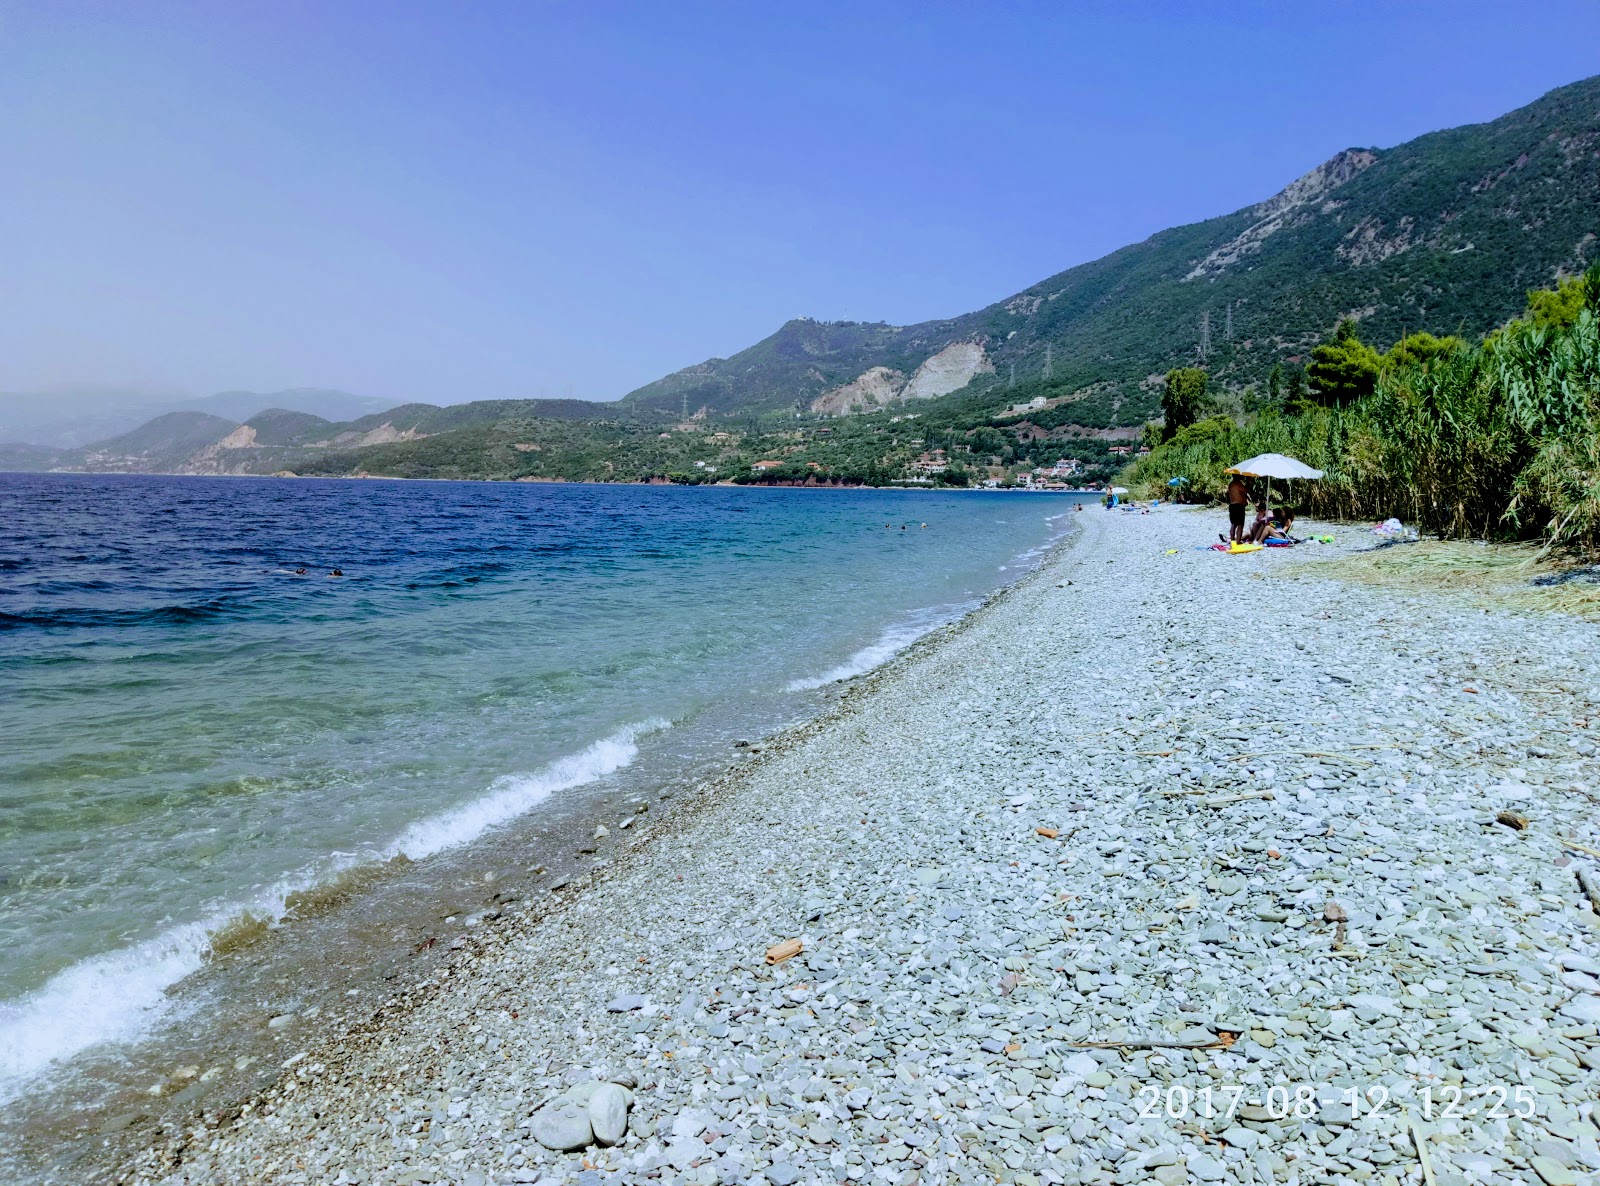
left=810, top=366, right=908, bottom=415
left=900, top=341, right=994, bottom=402
left=321, top=422, right=428, bottom=448
left=1184, top=148, right=1379, bottom=280
left=810, top=342, right=993, bottom=416
left=176, top=420, right=431, bottom=474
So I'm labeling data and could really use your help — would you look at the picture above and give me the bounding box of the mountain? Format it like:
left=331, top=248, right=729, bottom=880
left=620, top=74, right=1600, bottom=427
left=617, top=320, right=970, bottom=418
left=12, top=76, right=1597, bottom=485
left=237, top=408, right=334, bottom=446
left=14, top=397, right=645, bottom=478
left=0, top=385, right=190, bottom=448
left=330, top=398, right=619, bottom=435
left=0, top=382, right=618, bottom=461
left=77, top=412, right=242, bottom=472
left=168, top=388, right=399, bottom=424
left=0, top=442, right=72, bottom=471
left=0, top=387, right=405, bottom=450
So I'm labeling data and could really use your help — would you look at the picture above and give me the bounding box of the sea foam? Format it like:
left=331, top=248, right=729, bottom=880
left=0, top=719, right=665, bottom=1104
left=786, top=603, right=974, bottom=691
left=384, top=718, right=668, bottom=861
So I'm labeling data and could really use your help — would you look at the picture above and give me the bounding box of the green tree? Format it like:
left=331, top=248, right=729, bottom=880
left=1266, top=362, right=1283, bottom=408
left=1525, top=264, right=1600, bottom=328
left=1307, top=319, right=1382, bottom=405
left=1161, top=367, right=1208, bottom=441
left=1283, top=366, right=1308, bottom=412
left=1384, top=331, right=1464, bottom=371
left=1527, top=275, right=1589, bottom=329
left=1168, top=415, right=1235, bottom=448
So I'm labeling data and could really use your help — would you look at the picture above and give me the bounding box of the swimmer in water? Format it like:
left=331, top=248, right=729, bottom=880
left=294, top=568, right=307, bottom=575
left=329, top=568, right=343, bottom=577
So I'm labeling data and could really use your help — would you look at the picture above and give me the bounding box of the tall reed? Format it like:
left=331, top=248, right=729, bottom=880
left=1125, top=268, right=1600, bottom=556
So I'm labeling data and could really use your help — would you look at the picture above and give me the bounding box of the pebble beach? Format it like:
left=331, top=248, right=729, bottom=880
left=115, top=506, right=1600, bottom=1186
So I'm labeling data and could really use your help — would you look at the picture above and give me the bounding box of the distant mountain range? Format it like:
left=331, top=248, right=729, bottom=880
left=0, top=387, right=404, bottom=449
left=4, top=74, right=1597, bottom=481
left=4, top=397, right=636, bottom=477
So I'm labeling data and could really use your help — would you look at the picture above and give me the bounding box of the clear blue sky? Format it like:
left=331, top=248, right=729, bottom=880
left=2, top=1, right=1597, bottom=405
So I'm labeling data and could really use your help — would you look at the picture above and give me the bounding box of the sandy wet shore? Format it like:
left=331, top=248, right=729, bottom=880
left=104, top=507, right=1600, bottom=1186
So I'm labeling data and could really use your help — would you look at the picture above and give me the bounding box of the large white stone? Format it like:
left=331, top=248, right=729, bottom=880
left=1560, top=994, right=1600, bottom=1024
left=530, top=1098, right=592, bottom=1152
left=588, top=1082, right=629, bottom=1146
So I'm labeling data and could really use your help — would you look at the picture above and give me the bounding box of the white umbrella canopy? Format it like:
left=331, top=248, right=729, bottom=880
left=1225, top=453, right=1324, bottom=480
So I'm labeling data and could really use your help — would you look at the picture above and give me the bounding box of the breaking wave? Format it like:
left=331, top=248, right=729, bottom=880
left=786, top=602, right=975, bottom=691
left=0, top=718, right=667, bottom=1104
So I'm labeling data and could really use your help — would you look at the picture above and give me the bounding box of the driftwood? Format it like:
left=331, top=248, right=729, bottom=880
left=1228, top=744, right=1395, bottom=762
left=1410, top=1114, right=1439, bottom=1186
left=1065, top=1038, right=1225, bottom=1050
left=1159, top=789, right=1276, bottom=805
left=1205, top=791, right=1276, bottom=806
left=1577, top=867, right=1600, bottom=916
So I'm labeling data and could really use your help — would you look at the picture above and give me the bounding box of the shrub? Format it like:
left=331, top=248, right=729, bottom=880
left=1123, top=267, right=1600, bottom=554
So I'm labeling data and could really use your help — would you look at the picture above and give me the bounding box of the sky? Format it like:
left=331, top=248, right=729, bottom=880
left=2, top=1, right=1598, bottom=409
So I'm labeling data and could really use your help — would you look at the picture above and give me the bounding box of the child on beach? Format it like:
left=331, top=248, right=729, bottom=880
left=1248, top=501, right=1273, bottom=543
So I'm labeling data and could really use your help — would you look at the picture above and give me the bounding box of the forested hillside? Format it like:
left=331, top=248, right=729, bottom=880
left=623, top=75, right=1600, bottom=427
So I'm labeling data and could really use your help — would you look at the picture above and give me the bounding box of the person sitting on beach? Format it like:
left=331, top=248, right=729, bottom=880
left=1262, top=506, right=1299, bottom=543
left=1248, top=501, right=1273, bottom=543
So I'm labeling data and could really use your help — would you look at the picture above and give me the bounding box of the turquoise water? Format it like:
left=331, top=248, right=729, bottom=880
left=0, top=474, right=1071, bottom=1100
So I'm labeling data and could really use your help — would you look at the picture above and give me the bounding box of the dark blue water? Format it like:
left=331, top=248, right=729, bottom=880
left=0, top=473, right=1070, bottom=1099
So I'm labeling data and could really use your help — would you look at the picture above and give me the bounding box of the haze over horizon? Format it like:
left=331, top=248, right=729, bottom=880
left=3, top=1, right=1599, bottom=416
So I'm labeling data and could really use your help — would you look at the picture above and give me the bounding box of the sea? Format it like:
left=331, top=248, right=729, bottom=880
left=0, top=473, right=1075, bottom=1154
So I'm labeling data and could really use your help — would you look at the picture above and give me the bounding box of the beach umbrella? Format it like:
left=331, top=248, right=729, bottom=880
left=1166, top=476, right=1188, bottom=487
left=1225, top=452, right=1323, bottom=508
left=1111, top=487, right=1129, bottom=494
left=1224, top=453, right=1324, bottom=480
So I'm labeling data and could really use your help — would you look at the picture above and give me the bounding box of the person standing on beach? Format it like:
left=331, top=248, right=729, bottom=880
left=1226, top=474, right=1249, bottom=543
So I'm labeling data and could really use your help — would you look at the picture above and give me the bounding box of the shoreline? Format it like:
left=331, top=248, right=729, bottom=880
left=49, top=507, right=1600, bottom=1186
left=4, top=508, right=1080, bottom=1185
left=9, top=468, right=1094, bottom=494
